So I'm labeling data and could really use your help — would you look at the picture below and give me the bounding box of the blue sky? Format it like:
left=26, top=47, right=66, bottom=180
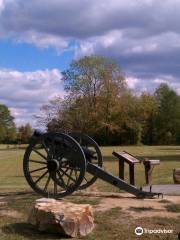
left=0, top=0, right=180, bottom=127
left=0, top=40, right=73, bottom=71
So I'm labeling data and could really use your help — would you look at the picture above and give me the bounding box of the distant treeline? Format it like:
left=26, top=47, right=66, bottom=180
left=0, top=104, right=33, bottom=144
left=36, top=55, right=180, bottom=146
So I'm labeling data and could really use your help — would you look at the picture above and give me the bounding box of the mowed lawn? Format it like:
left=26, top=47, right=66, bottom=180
left=0, top=145, right=179, bottom=193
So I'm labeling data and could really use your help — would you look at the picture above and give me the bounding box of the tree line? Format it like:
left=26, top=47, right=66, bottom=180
left=1, top=55, right=180, bottom=145
left=0, top=104, right=33, bottom=144
left=37, top=55, right=180, bottom=145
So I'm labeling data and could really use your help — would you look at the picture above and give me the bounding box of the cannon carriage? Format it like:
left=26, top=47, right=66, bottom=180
left=23, top=131, right=162, bottom=199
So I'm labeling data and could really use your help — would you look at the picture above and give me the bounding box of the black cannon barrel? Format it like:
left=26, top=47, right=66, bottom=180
left=33, top=129, right=45, bottom=137
left=81, top=146, right=97, bottom=161
left=86, top=162, right=162, bottom=199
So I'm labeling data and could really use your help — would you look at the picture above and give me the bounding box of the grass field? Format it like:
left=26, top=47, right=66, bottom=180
left=0, top=145, right=179, bottom=240
left=0, top=145, right=179, bottom=192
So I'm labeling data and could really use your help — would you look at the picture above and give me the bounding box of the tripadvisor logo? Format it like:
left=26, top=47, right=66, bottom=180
left=135, top=227, right=143, bottom=236
left=135, top=226, right=174, bottom=236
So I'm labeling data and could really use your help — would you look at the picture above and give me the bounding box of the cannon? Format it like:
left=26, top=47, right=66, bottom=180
left=23, top=131, right=162, bottom=199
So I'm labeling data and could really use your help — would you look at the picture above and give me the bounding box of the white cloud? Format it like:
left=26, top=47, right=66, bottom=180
left=0, top=0, right=180, bottom=110
left=126, top=74, right=180, bottom=94
left=0, top=0, right=179, bottom=83
left=1, top=0, right=180, bottom=53
left=16, top=31, right=69, bottom=52
left=0, top=0, right=4, bottom=11
left=153, top=76, right=180, bottom=95
left=126, top=77, right=140, bottom=89
left=0, top=68, right=64, bottom=127
left=154, top=78, right=168, bottom=84
left=76, top=31, right=180, bottom=58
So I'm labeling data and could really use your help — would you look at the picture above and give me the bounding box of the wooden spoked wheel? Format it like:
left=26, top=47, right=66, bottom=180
left=69, top=133, right=103, bottom=190
left=23, top=132, right=86, bottom=198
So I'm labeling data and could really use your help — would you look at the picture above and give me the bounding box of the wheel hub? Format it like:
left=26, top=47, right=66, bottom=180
left=47, top=159, right=59, bottom=172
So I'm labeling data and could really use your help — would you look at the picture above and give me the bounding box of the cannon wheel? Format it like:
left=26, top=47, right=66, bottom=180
left=23, top=132, right=86, bottom=198
left=70, top=133, right=103, bottom=190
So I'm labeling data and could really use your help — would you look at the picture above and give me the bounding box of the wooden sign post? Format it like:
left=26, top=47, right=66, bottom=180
left=113, top=151, right=140, bottom=185
left=143, top=159, right=160, bottom=185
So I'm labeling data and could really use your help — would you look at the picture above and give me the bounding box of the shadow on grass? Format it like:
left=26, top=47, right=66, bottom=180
left=157, top=147, right=180, bottom=151
left=165, top=204, right=180, bottom=213
left=2, top=222, right=70, bottom=239
left=159, top=199, right=172, bottom=204
left=0, top=191, right=36, bottom=197
left=0, top=147, right=26, bottom=152
left=128, top=207, right=154, bottom=212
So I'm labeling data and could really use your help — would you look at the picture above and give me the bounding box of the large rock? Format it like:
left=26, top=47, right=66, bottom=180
left=173, top=168, right=180, bottom=184
left=28, top=198, right=94, bottom=238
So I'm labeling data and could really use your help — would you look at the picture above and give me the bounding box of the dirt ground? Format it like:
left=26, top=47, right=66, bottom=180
left=73, top=191, right=180, bottom=218
left=0, top=191, right=179, bottom=219
left=0, top=191, right=179, bottom=240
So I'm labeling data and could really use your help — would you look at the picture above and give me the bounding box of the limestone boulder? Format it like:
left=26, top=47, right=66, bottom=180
left=28, top=198, right=94, bottom=238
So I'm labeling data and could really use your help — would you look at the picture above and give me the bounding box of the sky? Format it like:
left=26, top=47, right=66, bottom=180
left=0, top=0, right=180, bottom=127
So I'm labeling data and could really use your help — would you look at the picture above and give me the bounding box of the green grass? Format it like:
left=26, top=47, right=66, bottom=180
left=159, top=199, right=172, bottom=204
left=165, top=204, right=180, bottom=213
left=0, top=147, right=27, bottom=192
left=85, top=209, right=180, bottom=240
left=67, top=196, right=101, bottom=205
left=101, top=145, right=180, bottom=161
left=128, top=207, right=154, bottom=212
left=0, top=145, right=179, bottom=193
left=0, top=144, right=27, bottom=150
left=101, top=145, right=180, bottom=191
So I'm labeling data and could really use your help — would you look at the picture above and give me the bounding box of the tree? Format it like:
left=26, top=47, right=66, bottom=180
left=138, top=93, right=158, bottom=144
left=0, top=104, right=17, bottom=143
left=37, top=56, right=126, bottom=144
left=17, top=123, right=33, bottom=143
left=154, top=84, right=180, bottom=144
left=62, top=55, right=126, bottom=140
left=116, top=91, right=142, bottom=145
left=36, top=55, right=180, bottom=146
